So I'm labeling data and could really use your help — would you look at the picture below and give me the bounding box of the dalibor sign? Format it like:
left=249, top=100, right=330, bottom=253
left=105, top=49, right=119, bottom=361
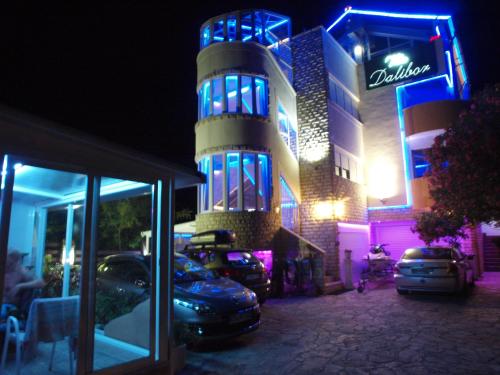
left=364, top=44, right=437, bottom=90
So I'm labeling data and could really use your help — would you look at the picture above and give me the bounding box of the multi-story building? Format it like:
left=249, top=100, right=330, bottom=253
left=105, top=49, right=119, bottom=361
left=194, top=7, right=481, bottom=289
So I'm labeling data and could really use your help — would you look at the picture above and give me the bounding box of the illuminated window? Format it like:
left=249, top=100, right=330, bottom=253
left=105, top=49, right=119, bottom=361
left=243, top=153, right=256, bottom=211
left=227, top=16, right=237, bottom=41
left=198, top=157, right=210, bottom=212
left=225, top=75, right=238, bottom=113
left=212, top=77, right=223, bottom=116
left=412, top=149, right=431, bottom=178
left=227, top=153, right=240, bottom=210
left=277, top=101, right=298, bottom=159
left=241, top=76, right=253, bottom=114
left=334, top=148, right=362, bottom=183
left=280, top=177, right=298, bottom=230
left=241, top=12, right=253, bottom=42
left=255, top=78, right=268, bottom=116
left=212, top=155, right=223, bottom=211
left=201, top=25, right=211, bottom=48
left=198, top=75, right=267, bottom=120
left=213, top=18, right=224, bottom=42
left=198, top=152, right=271, bottom=213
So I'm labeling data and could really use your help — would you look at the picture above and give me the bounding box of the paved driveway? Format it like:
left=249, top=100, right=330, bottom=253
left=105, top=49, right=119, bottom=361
left=179, top=273, right=500, bottom=375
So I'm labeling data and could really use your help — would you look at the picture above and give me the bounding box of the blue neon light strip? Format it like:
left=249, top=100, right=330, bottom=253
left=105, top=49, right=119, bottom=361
left=435, top=25, right=441, bottom=36
left=447, top=18, right=468, bottom=86
left=368, top=204, right=411, bottom=211
left=242, top=18, right=289, bottom=42
left=327, top=8, right=451, bottom=32
left=445, top=50, right=454, bottom=88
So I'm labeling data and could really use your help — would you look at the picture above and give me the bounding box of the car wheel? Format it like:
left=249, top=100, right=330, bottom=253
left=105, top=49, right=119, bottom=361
left=397, top=288, right=408, bottom=295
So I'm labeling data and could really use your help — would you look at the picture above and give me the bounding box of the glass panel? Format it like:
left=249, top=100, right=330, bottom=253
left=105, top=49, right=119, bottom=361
left=227, top=16, right=237, bottom=41
left=225, top=75, right=238, bottom=113
left=212, top=77, right=223, bottom=116
left=289, top=123, right=298, bottom=159
left=3, top=163, right=87, bottom=374
left=241, top=12, right=253, bottom=42
left=254, top=11, right=263, bottom=43
left=201, top=25, right=211, bottom=48
left=242, top=153, right=256, bottom=211
left=226, top=153, right=239, bottom=211
left=200, top=81, right=211, bottom=119
left=278, top=102, right=289, bottom=146
left=212, top=155, right=223, bottom=211
left=213, top=18, right=224, bottom=42
left=198, top=157, right=209, bottom=212
left=257, top=154, right=269, bottom=211
left=255, top=78, right=267, bottom=116
left=280, top=176, right=298, bottom=231
left=412, top=149, right=431, bottom=178
left=94, top=177, right=153, bottom=370
left=241, top=76, right=253, bottom=114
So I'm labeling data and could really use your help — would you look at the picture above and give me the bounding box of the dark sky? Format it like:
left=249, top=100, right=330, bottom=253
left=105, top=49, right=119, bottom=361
left=1, top=1, right=498, bottom=211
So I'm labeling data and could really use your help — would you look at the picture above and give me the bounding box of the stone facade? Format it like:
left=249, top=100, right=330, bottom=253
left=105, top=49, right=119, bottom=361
left=292, top=28, right=340, bottom=278
left=332, top=175, right=368, bottom=223
left=195, top=211, right=281, bottom=250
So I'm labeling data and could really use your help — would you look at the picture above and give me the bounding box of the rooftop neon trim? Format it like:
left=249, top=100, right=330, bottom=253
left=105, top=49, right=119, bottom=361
left=327, top=7, right=451, bottom=32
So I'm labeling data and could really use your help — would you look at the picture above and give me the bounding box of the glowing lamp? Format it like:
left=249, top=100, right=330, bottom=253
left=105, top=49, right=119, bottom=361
left=314, top=201, right=334, bottom=220
left=353, top=44, right=363, bottom=59
left=367, top=158, right=398, bottom=202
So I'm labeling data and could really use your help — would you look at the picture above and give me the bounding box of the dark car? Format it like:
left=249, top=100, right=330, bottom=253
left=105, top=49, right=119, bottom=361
left=96, top=253, right=260, bottom=344
left=182, top=230, right=271, bottom=303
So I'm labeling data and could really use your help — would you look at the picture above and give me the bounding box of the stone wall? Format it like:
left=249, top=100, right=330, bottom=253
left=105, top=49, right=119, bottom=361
left=332, top=175, right=368, bottom=223
left=195, top=211, right=281, bottom=250
left=292, top=27, right=339, bottom=278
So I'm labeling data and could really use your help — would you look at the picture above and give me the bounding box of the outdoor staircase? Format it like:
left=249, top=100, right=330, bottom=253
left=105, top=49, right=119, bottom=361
left=483, top=235, right=500, bottom=272
left=278, top=226, right=344, bottom=295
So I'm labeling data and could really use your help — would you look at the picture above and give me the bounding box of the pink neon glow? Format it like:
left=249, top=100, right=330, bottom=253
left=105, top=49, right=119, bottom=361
left=338, top=222, right=369, bottom=231
left=253, top=250, right=273, bottom=272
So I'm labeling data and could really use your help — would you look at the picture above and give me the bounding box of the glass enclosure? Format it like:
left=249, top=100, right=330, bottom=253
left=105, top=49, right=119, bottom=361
left=0, top=156, right=166, bottom=375
left=198, top=151, right=271, bottom=213
left=198, top=74, right=268, bottom=120
left=277, top=101, right=298, bottom=159
left=199, top=10, right=292, bottom=82
left=280, top=177, right=298, bottom=231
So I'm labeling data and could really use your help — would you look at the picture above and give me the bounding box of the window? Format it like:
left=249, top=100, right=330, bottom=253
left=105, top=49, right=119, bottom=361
left=412, top=149, right=431, bottom=178
left=241, top=12, right=253, bottom=42
left=335, top=148, right=362, bottom=183
left=227, top=153, right=239, bottom=210
left=212, top=77, right=223, bottom=116
left=328, top=77, right=360, bottom=120
left=243, top=153, right=256, bottom=211
left=201, top=25, right=211, bottom=48
left=198, top=151, right=271, bottom=213
left=198, top=74, right=268, bottom=120
left=213, top=18, right=224, bottom=42
left=277, top=101, right=298, bottom=159
left=212, top=154, right=223, bottom=211
left=225, top=75, right=238, bottom=113
left=241, top=76, right=253, bottom=114
left=280, top=177, right=298, bottom=231
left=227, top=16, right=237, bottom=41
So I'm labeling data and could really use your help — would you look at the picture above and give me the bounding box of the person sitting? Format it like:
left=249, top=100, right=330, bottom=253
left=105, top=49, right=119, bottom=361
left=2, top=250, right=45, bottom=320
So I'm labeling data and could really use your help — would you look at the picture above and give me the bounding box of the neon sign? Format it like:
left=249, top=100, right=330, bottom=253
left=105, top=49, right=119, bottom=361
left=364, top=44, right=437, bottom=90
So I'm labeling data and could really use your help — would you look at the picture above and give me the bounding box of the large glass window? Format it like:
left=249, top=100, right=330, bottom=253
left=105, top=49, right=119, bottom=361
left=198, top=74, right=267, bottom=120
left=201, top=25, right=211, bottom=48
left=225, top=75, right=238, bottom=113
left=243, top=153, right=256, bottom=211
left=412, top=149, right=431, bottom=178
left=227, top=153, right=240, bottom=210
left=198, top=151, right=271, bottom=213
left=213, top=18, right=224, bottom=42
left=199, top=157, right=209, bottom=212
left=257, top=154, right=270, bottom=211
left=241, top=76, right=253, bottom=114
left=227, top=16, right=237, bottom=41
left=277, top=101, right=298, bottom=159
left=212, top=77, right=223, bottom=116
left=280, top=177, right=298, bottom=231
left=241, top=12, right=253, bottom=42
left=212, top=155, right=223, bottom=211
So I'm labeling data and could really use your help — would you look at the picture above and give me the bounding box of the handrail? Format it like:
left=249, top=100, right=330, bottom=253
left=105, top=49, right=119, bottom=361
left=279, top=226, right=326, bottom=255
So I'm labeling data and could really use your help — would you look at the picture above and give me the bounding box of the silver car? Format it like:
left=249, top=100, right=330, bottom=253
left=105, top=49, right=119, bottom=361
left=394, top=247, right=475, bottom=294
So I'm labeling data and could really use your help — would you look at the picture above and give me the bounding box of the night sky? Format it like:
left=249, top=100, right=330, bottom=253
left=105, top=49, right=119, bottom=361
left=1, top=0, right=498, bottom=213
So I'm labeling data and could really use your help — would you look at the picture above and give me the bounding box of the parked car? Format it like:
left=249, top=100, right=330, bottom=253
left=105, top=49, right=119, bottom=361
left=394, top=247, right=475, bottom=294
left=182, top=230, right=271, bottom=303
left=96, top=253, right=260, bottom=344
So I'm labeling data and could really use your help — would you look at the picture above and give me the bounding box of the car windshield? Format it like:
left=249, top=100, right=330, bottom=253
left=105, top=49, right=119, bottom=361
left=174, top=256, right=218, bottom=283
left=403, top=248, right=452, bottom=260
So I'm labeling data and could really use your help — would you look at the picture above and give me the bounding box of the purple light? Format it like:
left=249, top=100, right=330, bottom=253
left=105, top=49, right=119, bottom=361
left=253, top=250, right=273, bottom=272
left=338, top=222, right=369, bottom=231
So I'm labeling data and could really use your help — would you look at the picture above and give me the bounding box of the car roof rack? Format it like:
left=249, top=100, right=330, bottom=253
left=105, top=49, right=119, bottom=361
left=188, top=229, right=236, bottom=246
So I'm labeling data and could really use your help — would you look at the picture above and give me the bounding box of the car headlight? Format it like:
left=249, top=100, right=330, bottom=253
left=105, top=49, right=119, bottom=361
left=173, top=298, right=215, bottom=315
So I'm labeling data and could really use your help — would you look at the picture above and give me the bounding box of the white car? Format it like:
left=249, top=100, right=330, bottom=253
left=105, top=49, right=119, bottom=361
left=394, top=247, right=475, bottom=294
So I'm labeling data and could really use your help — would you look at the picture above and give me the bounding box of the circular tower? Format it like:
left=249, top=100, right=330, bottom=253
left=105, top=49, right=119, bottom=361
left=194, top=10, right=300, bottom=251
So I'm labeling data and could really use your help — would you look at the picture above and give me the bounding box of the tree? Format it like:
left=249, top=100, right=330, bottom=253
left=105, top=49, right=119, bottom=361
left=414, top=84, right=500, bottom=244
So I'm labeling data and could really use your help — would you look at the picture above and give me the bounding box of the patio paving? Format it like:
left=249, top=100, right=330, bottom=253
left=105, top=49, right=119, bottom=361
left=179, top=273, right=500, bottom=375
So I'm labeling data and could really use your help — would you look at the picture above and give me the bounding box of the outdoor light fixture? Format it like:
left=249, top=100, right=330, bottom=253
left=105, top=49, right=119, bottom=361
left=353, top=44, right=363, bottom=60
left=314, top=201, right=334, bottom=220
left=367, top=158, right=398, bottom=202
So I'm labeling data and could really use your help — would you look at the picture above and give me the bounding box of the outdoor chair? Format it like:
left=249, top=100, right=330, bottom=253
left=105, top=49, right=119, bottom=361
left=1, top=296, right=79, bottom=375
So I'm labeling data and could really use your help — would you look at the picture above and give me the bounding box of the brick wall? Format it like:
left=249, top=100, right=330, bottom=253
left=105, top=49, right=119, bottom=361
left=293, top=28, right=340, bottom=278
left=333, top=175, right=368, bottom=223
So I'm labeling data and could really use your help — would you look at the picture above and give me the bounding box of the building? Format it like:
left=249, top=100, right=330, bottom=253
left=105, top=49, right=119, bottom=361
left=0, top=107, right=201, bottom=374
left=194, top=7, right=484, bottom=289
